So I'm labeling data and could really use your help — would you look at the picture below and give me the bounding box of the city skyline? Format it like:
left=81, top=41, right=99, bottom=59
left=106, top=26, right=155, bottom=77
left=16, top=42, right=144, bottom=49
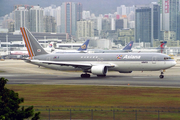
left=0, top=0, right=157, bottom=17
left=1, top=0, right=180, bottom=49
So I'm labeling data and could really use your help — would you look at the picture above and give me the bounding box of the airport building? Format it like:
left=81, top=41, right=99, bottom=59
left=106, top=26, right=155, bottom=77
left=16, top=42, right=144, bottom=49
left=0, top=32, right=69, bottom=43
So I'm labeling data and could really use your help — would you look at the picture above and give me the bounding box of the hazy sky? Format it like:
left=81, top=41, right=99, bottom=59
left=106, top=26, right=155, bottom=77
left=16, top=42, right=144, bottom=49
left=0, top=0, right=157, bottom=17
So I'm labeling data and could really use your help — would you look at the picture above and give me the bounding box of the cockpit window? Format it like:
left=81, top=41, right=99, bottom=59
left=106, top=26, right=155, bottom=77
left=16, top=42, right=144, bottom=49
left=164, top=57, right=171, bottom=60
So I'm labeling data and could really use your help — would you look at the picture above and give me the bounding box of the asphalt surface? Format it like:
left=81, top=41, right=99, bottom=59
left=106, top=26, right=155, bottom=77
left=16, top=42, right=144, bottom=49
left=0, top=60, right=180, bottom=88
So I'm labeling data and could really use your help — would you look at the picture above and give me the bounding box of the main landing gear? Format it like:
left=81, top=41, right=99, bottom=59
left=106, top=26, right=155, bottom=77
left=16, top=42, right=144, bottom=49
left=81, top=73, right=90, bottom=78
left=159, top=71, right=164, bottom=79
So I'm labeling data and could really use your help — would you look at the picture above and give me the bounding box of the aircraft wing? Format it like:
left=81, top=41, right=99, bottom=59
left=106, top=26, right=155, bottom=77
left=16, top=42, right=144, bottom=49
left=30, top=59, right=115, bottom=69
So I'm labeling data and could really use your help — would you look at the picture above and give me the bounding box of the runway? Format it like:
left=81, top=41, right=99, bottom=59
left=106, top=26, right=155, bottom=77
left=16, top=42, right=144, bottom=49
left=0, top=60, right=180, bottom=88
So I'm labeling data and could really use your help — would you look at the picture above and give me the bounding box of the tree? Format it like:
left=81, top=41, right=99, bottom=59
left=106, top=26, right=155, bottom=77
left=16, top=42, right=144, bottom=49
left=0, top=77, right=40, bottom=120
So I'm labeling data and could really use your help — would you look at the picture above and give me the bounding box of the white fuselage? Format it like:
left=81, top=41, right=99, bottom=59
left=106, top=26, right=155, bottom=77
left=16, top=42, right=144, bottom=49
left=28, top=53, right=176, bottom=72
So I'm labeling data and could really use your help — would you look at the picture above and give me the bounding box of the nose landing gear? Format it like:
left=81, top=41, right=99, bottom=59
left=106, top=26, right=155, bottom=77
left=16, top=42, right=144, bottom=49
left=159, top=71, right=164, bottom=79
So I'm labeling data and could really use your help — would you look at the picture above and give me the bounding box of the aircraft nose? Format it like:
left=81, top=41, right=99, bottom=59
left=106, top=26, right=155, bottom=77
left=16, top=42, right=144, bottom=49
left=172, top=60, right=176, bottom=67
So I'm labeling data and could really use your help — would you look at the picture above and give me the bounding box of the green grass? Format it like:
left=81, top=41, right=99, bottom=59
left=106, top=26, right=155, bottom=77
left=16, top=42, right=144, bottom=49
left=6, top=85, right=180, bottom=107
left=6, top=85, right=180, bottom=119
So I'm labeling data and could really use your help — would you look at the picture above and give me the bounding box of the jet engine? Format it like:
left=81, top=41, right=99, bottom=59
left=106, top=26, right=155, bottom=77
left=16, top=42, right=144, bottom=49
left=91, top=66, right=108, bottom=75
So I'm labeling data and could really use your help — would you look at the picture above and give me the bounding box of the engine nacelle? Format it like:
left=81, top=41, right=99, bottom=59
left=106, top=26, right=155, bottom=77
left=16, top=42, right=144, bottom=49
left=91, top=66, right=108, bottom=75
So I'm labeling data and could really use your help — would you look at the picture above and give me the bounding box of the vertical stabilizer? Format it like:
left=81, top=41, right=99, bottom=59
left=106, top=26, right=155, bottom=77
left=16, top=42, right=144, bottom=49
left=20, top=27, right=48, bottom=58
left=77, top=39, right=90, bottom=51
left=122, top=41, right=134, bottom=50
left=157, top=41, right=167, bottom=53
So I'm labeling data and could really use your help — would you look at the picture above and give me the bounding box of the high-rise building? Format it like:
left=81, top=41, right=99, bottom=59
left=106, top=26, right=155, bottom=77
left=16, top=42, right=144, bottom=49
left=102, top=18, right=111, bottom=31
left=56, top=6, right=61, bottom=33
left=135, top=3, right=160, bottom=46
left=126, top=5, right=135, bottom=15
left=14, top=5, right=32, bottom=11
left=117, top=5, right=126, bottom=15
left=116, top=19, right=124, bottom=30
left=77, top=20, right=94, bottom=39
left=44, top=16, right=56, bottom=32
left=82, top=11, right=90, bottom=19
left=128, top=11, right=135, bottom=21
left=29, top=6, right=44, bottom=32
left=77, top=3, right=82, bottom=21
left=158, top=0, right=179, bottom=40
left=117, top=5, right=135, bottom=16
left=111, top=18, right=115, bottom=30
left=61, top=2, right=79, bottom=37
left=14, top=7, right=29, bottom=30
left=97, top=17, right=102, bottom=31
left=43, top=5, right=57, bottom=17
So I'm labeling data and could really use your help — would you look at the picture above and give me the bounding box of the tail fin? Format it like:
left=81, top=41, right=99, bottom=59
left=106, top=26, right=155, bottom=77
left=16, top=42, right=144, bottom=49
left=20, top=27, right=48, bottom=58
left=47, top=42, right=55, bottom=49
left=157, top=41, right=167, bottom=53
left=77, top=39, right=89, bottom=51
left=122, top=41, right=134, bottom=50
left=157, top=41, right=167, bottom=49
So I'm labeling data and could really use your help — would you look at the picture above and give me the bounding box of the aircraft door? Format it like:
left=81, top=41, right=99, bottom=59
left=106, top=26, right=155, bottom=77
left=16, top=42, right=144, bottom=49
left=152, top=56, right=156, bottom=64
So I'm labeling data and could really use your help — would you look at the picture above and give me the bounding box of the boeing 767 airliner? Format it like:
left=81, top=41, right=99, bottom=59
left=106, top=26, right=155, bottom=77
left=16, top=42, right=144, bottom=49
left=20, top=27, right=176, bottom=78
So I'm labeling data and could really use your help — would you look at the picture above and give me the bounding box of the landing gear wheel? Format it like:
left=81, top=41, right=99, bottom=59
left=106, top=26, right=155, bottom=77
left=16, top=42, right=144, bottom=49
left=159, top=71, right=164, bottom=79
left=81, top=74, right=90, bottom=78
left=159, top=75, right=164, bottom=79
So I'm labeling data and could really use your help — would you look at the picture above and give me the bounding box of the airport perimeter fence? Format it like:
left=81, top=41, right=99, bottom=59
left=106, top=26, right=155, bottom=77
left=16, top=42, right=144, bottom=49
left=25, top=106, right=180, bottom=120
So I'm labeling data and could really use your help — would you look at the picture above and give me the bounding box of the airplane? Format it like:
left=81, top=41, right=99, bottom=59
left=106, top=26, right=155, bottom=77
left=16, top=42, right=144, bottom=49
left=91, top=41, right=134, bottom=53
left=20, top=27, right=176, bottom=79
left=53, top=39, right=89, bottom=53
left=132, top=41, right=167, bottom=53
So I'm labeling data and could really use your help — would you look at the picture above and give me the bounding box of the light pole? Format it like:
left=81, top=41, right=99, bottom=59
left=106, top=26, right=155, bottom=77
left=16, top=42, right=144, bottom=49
left=6, top=34, right=8, bottom=55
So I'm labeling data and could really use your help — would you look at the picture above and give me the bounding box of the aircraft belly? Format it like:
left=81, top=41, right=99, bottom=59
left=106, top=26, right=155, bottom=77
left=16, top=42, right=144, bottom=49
left=29, top=60, right=175, bottom=72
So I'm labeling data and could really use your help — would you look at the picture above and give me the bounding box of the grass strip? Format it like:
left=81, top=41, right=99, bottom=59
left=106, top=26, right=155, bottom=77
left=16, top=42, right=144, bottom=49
left=6, top=84, right=180, bottom=108
left=6, top=85, right=180, bottom=120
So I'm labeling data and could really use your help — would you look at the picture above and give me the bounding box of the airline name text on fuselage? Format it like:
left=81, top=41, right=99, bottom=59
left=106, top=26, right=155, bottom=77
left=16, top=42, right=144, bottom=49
left=123, top=55, right=141, bottom=59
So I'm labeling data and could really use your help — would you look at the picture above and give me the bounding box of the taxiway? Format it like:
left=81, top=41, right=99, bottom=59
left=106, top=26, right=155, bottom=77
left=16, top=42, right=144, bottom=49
left=0, top=60, right=180, bottom=88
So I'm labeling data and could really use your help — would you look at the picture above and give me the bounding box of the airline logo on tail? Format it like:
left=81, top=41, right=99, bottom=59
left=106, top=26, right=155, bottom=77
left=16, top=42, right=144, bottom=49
left=160, top=41, right=167, bottom=49
left=81, top=45, right=87, bottom=49
left=158, top=41, right=167, bottom=53
left=78, top=39, right=90, bottom=51
left=122, top=41, right=134, bottom=50
left=49, top=44, right=53, bottom=48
